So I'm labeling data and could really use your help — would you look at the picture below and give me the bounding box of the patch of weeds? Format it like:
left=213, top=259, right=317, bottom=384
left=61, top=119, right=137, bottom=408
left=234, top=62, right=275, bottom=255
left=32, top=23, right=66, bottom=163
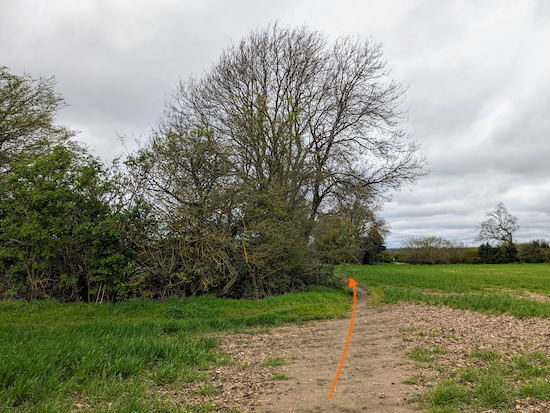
left=531, top=351, right=550, bottom=366
left=471, top=349, right=500, bottom=361
left=403, top=377, right=419, bottom=385
left=366, top=286, right=385, bottom=306
left=517, top=378, right=550, bottom=399
left=410, top=346, right=435, bottom=362
left=418, top=331, right=426, bottom=336
left=216, top=352, right=231, bottom=366
left=152, top=364, right=178, bottom=385
left=289, top=355, right=298, bottom=360
left=403, top=336, right=412, bottom=342
left=430, top=331, right=439, bottom=337
left=428, top=406, right=461, bottom=413
left=236, top=340, right=248, bottom=345
left=178, top=368, right=209, bottom=384
left=429, top=380, right=470, bottom=406
left=403, top=327, right=417, bottom=332
left=432, top=346, right=447, bottom=355
left=262, top=357, right=286, bottom=367
left=458, top=367, right=481, bottom=383
left=271, top=373, right=291, bottom=381
left=198, top=384, right=217, bottom=396
left=473, top=374, right=510, bottom=407
left=513, top=355, right=547, bottom=379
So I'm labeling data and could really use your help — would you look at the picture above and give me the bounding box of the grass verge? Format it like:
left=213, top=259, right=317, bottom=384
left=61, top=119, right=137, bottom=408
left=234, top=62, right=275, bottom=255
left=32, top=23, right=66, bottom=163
left=0, top=285, right=350, bottom=412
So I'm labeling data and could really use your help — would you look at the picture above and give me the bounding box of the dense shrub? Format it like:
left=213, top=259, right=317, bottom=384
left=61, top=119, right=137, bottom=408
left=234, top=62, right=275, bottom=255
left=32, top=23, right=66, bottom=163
left=477, top=243, right=519, bottom=264
left=359, top=227, right=388, bottom=265
left=459, top=248, right=481, bottom=264
left=0, top=146, right=135, bottom=301
left=377, top=250, right=395, bottom=263
left=312, top=215, right=359, bottom=265
left=517, top=239, right=550, bottom=263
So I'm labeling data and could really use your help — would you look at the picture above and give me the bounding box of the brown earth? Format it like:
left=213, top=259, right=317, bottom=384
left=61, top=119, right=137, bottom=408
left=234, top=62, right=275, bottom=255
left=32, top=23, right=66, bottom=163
left=205, top=284, right=422, bottom=412
left=251, top=284, right=422, bottom=413
left=175, top=283, right=550, bottom=413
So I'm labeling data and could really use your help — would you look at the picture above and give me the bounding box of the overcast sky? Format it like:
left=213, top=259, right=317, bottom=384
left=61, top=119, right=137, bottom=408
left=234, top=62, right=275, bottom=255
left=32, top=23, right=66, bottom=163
left=2, top=0, right=549, bottom=247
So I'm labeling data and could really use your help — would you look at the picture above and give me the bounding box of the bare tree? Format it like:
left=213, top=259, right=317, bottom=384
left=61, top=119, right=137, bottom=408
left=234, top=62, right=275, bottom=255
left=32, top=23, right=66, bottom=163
left=475, top=202, right=519, bottom=245
left=128, top=23, right=428, bottom=297
left=159, top=23, right=428, bottom=227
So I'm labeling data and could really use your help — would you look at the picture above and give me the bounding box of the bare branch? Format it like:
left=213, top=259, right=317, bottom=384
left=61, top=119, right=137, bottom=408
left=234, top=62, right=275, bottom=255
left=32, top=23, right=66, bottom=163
left=474, top=202, right=519, bottom=245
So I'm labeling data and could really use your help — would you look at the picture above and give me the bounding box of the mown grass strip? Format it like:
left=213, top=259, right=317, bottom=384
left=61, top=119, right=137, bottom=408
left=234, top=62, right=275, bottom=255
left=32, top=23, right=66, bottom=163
left=418, top=353, right=550, bottom=412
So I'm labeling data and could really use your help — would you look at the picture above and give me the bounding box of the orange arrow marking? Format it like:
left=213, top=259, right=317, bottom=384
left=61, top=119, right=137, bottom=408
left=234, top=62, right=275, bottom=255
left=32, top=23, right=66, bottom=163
left=328, top=277, right=358, bottom=399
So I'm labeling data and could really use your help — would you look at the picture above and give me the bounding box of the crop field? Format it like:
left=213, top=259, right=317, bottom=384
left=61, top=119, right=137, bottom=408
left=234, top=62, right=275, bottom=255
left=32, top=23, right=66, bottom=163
left=0, top=287, right=350, bottom=413
left=345, top=263, right=550, bottom=318
left=2, top=264, right=550, bottom=412
left=344, top=263, right=550, bottom=412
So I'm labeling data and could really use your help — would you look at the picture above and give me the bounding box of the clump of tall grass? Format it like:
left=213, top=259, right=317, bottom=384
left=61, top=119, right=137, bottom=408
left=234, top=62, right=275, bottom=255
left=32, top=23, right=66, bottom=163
left=0, top=286, right=351, bottom=411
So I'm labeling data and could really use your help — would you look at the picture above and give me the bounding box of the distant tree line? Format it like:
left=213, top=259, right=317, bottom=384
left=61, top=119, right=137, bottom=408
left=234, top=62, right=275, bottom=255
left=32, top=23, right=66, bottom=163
left=0, top=25, right=428, bottom=301
left=393, top=237, right=550, bottom=265
left=392, top=236, right=479, bottom=264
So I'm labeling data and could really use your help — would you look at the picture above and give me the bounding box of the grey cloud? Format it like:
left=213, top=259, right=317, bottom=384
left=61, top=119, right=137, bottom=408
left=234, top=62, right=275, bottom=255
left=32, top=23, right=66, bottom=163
left=1, top=0, right=549, bottom=248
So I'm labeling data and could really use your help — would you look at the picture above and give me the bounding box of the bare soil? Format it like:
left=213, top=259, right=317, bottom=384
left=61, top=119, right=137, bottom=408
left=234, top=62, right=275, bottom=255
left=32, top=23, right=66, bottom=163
left=177, top=283, right=550, bottom=413
left=206, top=284, right=422, bottom=412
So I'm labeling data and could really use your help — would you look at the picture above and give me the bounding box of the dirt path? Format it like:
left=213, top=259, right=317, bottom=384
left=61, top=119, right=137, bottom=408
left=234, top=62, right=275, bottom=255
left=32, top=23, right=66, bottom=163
left=250, top=284, right=421, bottom=412
left=198, top=284, right=550, bottom=413
left=204, top=284, right=422, bottom=412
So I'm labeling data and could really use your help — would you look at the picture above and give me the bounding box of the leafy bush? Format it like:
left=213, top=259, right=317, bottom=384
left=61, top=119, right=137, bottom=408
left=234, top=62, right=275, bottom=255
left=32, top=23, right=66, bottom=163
left=517, top=239, right=550, bottom=263
left=0, top=146, right=135, bottom=301
left=377, top=250, right=394, bottom=263
left=459, top=248, right=480, bottom=264
left=478, top=243, right=519, bottom=264
left=312, top=215, right=359, bottom=265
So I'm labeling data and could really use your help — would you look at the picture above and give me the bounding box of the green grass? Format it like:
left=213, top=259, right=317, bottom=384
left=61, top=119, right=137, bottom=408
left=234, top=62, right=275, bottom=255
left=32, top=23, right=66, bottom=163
left=518, top=379, right=550, bottom=399
left=403, top=377, right=419, bottom=385
left=344, top=263, right=550, bottom=318
left=429, top=380, right=470, bottom=406
left=270, top=373, right=291, bottom=381
left=262, top=357, right=287, bottom=367
left=345, top=263, right=550, bottom=295
left=419, top=349, right=550, bottom=411
left=0, top=286, right=350, bottom=412
left=342, top=263, right=550, bottom=411
left=471, top=349, right=501, bottom=361
left=409, top=346, right=435, bottom=362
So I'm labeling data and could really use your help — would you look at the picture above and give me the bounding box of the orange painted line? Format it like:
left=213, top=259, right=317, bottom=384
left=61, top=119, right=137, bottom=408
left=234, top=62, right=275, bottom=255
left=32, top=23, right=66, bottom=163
left=328, top=277, right=358, bottom=399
